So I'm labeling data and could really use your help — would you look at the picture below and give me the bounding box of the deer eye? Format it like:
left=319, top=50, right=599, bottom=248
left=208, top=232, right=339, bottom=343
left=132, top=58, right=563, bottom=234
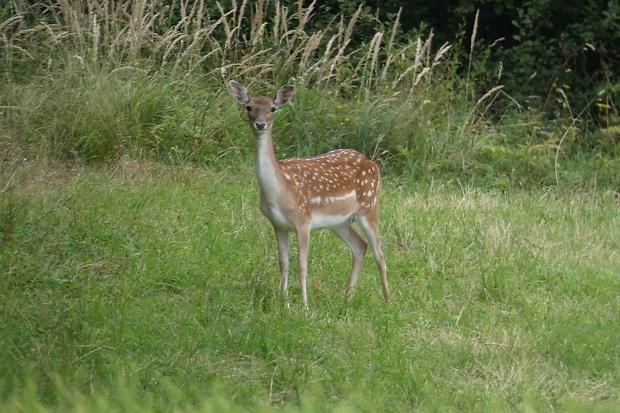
left=270, top=107, right=276, bottom=113
left=245, top=106, right=252, bottom=112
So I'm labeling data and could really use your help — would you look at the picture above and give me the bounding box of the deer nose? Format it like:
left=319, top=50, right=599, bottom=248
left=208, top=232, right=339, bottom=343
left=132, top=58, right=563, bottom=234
left=254, top=122, right=267, bottom=130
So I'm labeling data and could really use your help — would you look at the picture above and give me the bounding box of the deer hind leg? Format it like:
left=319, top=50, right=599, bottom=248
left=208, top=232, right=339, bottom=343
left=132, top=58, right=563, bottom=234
left=357, top=214, right=390, bottom=302
left=274, top=229, right=290, bottom=300
left=331, top=222, right=368, bottom=300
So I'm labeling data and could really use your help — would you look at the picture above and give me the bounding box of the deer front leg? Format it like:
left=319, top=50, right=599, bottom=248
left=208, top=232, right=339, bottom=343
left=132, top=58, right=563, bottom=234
left=296, top=226, right=311, bottom=309
left=274, top=229, right=290, bottom=300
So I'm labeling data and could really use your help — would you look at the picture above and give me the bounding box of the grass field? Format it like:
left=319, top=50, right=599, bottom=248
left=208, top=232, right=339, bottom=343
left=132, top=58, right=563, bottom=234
left=1, top=160, right=618, bottom=412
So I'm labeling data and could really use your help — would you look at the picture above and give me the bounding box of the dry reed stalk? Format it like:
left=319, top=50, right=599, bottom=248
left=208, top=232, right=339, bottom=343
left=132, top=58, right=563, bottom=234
left=281, top=41, right=305, bottom=73
left=175, top=1, right=194, bottom=32
left=213, top=54, right=277, bottom=79
left=478, top=89, right=501, bottom=122
left=467, top=9, right=479, bottom=80
left=380, top=7, right=404, bottom=82
left=92, top=14, right=100, bottom=62
left=296, top=0, right=315, bottom=33
left=252, top=21, right=268, bottom=50
left=161, top=32, right=188, bottom=66
left=497, top=61, right=503, bottom=83
left=392, top=66, right=414, bottom=90
left=58, top=0, right=82, bottom=37
left=156, top=8, right=199, bottom=66
left=365, top=31, right=383, bottom=89
left=387, top=7, right=401, bottom=53
left=335, top=14, right=344, bottom=46
left=412, top=37, right=423, bottom=74
left=179, top=0, right=189, bottom=32
left=433, top=42, right=451, bottom=66
left=194, top=0, right=206, bottom=31
left=390, top=36, right=425, bottom=89
left=251, top=0, right=266, bottom=47
left=297, top=15, right=334, bottom=83
left=474, top=85, right=504, bottom=109
left=313, top=33, right=337, bottom=86
left=36, top=21, right=71, bottom=45
left=299, top=30, right=325, bottom=77
left=392, top=56, right=419, bottom=90
left=0, top=14, right=25, bottom=33
left=0, top=14, right=32, bottom=60
left=422, top=30, right=434, bottom=65
left=129, top=0, right=152, bottom=63
left=272, top=1, right=280, bottom=42
left=129, top=0, right=145, bottom=42
left=344, top=4, right=363, bottom=46
left=460, top=85, right=504, bottom=137
left=104, top=1, right=135, bottom=60
left=0, top=40, right=34, bottom=61
left=192, top=46, right=223, bottom=72
left=470, top=9, right=479, bottom=55
left=234, top=0, right=248, bottom=45
left=381, top=42, right=414, bottom=82
left=155, top=0, right=171, bottom=27
left=276, top=3, right=290, bottom=45
left=109, top=26, right=128, bottom=60
left=277, top=3, right=321, bottom=74
left=474, top=85, right=504, bottom=110
left=286, top=0, right=315, bottom=53
left=180, top=24, right=216, bottom=62
left=178, top=10, right=234, bottom=69
left=216, top=2, right=234, bottom=52
left=99, top=0, right=112, bottom=46
left=319, top=16, right=346, bottom=87
left=323, top=39, right=350, bottom=89
left=320, top=6, right=362, bottom=89
left=412, top=67, right=430, bottom=89
left=185, top=0, right=204, bottom=33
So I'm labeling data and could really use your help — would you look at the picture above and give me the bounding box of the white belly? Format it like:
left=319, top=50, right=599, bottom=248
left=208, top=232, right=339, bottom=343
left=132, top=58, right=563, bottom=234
left=310, top=212, right=355, bottom=230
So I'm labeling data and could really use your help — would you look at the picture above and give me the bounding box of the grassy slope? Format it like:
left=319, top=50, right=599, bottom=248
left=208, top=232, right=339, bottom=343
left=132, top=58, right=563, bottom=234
left=1, top=160, right=618, bottom=412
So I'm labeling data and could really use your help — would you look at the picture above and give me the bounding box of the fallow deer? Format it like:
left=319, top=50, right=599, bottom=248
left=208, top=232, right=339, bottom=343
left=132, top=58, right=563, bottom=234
left=229, top=80, right=389, bottom=308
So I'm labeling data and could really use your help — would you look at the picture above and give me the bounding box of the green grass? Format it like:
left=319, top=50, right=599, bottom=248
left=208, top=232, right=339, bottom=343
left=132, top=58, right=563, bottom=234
left=1, top=160, right=619, bottom=412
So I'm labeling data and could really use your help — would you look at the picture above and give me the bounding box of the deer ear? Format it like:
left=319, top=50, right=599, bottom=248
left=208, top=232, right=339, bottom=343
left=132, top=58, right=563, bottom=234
left=274, top=86, right=295, bottom=107
left=229, top=80, right=250, bottom=104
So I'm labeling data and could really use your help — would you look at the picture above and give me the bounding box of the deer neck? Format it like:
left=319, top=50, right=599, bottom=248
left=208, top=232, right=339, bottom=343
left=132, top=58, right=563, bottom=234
left=254, top=130, right=286, bottom=199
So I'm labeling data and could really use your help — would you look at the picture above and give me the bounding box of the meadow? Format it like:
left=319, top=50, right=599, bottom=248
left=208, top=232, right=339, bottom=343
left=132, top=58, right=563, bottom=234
left=1, top=1, right=619, bottom=411
left=1, top=160, right=619, bottom=412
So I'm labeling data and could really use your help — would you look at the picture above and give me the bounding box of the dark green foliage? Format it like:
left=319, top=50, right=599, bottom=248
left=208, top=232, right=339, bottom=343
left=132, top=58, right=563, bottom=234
left=288, top=0, right=620, bottom=118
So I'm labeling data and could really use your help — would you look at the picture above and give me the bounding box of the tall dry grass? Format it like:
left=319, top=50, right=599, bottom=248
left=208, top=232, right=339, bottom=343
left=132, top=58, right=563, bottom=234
left=1, top=0, right=451, bottom=93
